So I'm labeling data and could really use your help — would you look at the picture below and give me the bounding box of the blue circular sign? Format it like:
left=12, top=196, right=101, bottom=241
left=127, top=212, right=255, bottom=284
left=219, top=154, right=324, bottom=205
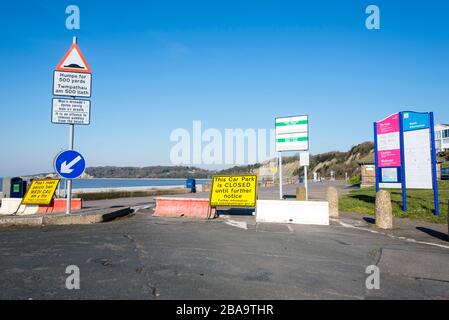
left=54, top=150, right=86, bottom=179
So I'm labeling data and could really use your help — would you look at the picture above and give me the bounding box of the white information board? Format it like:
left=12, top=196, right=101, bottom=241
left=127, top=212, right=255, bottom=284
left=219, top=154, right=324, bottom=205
left=275, top=115, right=309, bottom=152
left=404, top=129, right=433, bottom=189
left=53, top=71, right=92, bottom=98
left=52, top=98, right=91, bottom=125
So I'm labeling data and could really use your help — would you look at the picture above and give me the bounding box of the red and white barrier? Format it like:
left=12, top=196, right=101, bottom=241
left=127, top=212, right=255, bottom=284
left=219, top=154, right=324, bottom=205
left=37, top=199, right=82, bottom=214
left=0, top=198, right=82, bottom=215
left=153, top=197, right=216, bottom=219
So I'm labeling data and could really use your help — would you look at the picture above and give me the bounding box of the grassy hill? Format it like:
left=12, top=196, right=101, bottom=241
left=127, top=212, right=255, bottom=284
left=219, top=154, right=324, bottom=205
left=84, top=142, right=374, bottom=179
left=255, top=141, right=374, bottom=180
left=85, top=166, right=213, bottom=179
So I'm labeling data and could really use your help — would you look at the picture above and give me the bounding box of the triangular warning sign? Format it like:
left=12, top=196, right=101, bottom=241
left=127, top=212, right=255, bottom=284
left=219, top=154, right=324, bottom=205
left=56, top=43, right=91, bottom=73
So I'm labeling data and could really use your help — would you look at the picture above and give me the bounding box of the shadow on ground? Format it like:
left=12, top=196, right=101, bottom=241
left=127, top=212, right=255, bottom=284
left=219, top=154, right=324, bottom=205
left=363, top=217, right=375, bottom=225
left=352, top=194, right=376, bottom=203
left=217, top=208, right=254, bottom=216
left=416, top=227, right=449, bottom=242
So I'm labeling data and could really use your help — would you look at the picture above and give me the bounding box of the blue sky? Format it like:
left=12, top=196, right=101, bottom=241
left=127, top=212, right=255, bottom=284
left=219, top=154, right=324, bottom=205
left=1, top=0, right=448, bottom=176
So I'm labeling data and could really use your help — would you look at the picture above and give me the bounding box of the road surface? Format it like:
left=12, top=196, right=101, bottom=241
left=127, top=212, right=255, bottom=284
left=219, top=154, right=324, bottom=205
left=0, top=207, right=448, bottom=299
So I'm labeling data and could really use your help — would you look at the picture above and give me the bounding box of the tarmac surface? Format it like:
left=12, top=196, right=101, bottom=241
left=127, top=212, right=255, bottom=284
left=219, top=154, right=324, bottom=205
left=0, top=181, right=448, bottom=299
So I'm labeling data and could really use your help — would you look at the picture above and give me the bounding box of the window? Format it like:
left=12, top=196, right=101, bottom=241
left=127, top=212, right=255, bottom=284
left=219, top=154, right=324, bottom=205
left=443, top=129, right=449, bottom=139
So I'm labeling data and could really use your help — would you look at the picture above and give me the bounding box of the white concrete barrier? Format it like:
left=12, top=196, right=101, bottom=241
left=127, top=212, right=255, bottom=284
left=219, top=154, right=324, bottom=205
left=0, top=198, right=39, bottom=216
left=256, top=200, right=329, bottom=226
left=16, top=204, right=39, bottom=216
left=0, top=198, right=23, bottom=215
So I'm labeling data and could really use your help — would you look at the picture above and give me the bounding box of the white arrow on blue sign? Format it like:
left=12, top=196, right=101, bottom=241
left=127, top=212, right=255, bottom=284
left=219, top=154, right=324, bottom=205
left=54, top=150, right=86, bottom=179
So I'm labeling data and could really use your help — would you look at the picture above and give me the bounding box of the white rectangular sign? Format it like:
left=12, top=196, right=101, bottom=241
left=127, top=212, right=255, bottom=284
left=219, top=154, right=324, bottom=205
left=53, top=71, right=92, bottom=98
left=300, top=151, right=310, bottom=166
left=275, top=115, right=309, bottom=152
left=52, top=98, right=90, bottom=125
left=404, top=129, right=433, bottom=189
left=377, top=132, right=400, bottom=151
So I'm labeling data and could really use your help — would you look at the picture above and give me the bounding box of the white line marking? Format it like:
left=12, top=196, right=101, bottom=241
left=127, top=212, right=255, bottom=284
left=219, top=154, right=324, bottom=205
left=331, top=218, right=449, bottom=250
left=224, top=219, right=248, bottom=230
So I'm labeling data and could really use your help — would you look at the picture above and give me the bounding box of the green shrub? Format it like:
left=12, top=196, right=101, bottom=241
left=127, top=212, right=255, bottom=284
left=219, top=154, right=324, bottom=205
left=349, top=174, right=361, bottom=186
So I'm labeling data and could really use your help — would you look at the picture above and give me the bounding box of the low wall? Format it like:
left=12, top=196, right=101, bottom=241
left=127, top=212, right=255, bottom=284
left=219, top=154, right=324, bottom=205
left=256, top=200, right=329, bottom=226
left=72, top=186, right=191, bottom=201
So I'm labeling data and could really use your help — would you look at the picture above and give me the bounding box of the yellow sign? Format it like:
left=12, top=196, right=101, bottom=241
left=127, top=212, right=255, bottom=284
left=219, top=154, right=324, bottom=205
left=22, top=179, right=60, bottom=205
left=210, top=175, right=257, bottom=207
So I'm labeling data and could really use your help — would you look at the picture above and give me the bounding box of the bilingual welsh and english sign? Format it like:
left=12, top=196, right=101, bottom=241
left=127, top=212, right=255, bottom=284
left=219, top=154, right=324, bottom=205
left=374, top=111, right=439, bottom=215
left=53, top=71, right=92, bottom=98
left=52, top=42, right=92, bottom=123
left=22, top=179, right=60, bottom=206
left=52, top=98, right=90, bottom=125
left=275, top=115, right=309, bottom=152
left=210, top=175, right=258, bottom=207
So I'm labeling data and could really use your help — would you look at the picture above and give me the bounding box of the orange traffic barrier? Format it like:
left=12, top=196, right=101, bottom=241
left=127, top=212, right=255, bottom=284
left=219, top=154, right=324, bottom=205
left=153, top=197, right=216, bottom=219
left=37, top=199, right=82, bottom=214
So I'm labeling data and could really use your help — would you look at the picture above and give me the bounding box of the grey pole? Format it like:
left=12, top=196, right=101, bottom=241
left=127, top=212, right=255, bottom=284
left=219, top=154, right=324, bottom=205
left=66, top=36, right=77, bottom=215
left=66, top=124, right=74, bottom=214
left=279, top=152, right=283, bottom=200
left=304, top=165, right=308, bottom=200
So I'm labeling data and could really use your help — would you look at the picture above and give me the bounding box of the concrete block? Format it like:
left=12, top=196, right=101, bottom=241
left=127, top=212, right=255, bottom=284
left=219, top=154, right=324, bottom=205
left=326, top=187, right=339, bottom=218
left=375, top=190, right=393, bottom=229
left=256, top=200, right=329, bottom=226
left=296, top=186, right=306, bottom=201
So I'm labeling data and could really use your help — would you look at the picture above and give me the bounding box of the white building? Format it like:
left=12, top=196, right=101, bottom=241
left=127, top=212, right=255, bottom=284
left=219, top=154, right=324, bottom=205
left=435, top=124, right=449, bottom=153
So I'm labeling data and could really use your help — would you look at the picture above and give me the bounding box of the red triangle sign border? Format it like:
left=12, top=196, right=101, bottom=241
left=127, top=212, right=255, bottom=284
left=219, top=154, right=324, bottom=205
left=55, top=43, right=92, bottom=74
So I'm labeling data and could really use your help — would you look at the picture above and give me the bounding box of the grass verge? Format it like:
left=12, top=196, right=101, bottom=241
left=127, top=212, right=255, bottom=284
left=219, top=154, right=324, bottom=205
left=340, top=181, right=449, bottom=224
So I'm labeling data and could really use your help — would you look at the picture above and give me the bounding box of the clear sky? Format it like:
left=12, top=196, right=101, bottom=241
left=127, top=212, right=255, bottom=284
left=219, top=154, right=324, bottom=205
left=1, top=0, right=448, bottom=176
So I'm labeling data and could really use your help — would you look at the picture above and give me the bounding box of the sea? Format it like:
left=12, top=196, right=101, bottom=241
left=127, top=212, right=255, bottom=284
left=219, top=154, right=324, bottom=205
left=0, top=178, right=209, bottom=192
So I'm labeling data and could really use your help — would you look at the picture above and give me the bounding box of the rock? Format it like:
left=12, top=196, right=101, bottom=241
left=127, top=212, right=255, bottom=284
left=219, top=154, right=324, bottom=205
left=296, top=186, right=306, bottom=201
left=326, top=187, right=339, bottom=218
left=375, top=190, right=393, bottom=229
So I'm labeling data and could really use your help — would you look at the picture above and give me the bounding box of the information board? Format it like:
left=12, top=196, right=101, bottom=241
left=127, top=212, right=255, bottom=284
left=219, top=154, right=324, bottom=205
left=374, top=111, right=439, bottom=214
left=275, top=115, right=309, bottom=152
left=402, top=112, right=433, bottom=189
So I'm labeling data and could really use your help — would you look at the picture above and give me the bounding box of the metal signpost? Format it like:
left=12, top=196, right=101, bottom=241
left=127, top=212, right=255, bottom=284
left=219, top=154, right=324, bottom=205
left=300, top=151, right=310, bottom=200
left=374, top=111, right=439, bottom=215
left=52, top=37, right=92, bottom=214
left=275, top=115, right=309, bottom=200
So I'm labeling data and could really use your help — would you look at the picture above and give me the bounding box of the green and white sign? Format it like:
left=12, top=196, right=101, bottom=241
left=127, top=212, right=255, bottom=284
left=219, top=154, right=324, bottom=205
left=275, top=115, right=309, bottom=152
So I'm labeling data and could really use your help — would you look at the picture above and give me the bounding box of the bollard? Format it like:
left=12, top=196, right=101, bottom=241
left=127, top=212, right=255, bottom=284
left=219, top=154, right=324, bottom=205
left=296, top=186, right=306, bottom=201
left=326, top=187, right=339, bottom=218
left=375, top=190, right=393, bottom=229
